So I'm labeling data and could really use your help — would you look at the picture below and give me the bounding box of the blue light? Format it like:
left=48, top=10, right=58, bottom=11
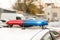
left=23, top=20, right=48, bottom=27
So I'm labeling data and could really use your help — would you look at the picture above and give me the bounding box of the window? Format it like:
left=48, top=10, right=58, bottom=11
left=48, top=13, right=50, bottom=15
left=18, top=0, right=24, bottom=3
left=47, top=4, right=51, bottom=6
left=18, top=0, right=21, bottom=2
left=0, top=8, right=3, bottom=13
left=42, top=32, right=52, bottom=40
left=52, top=12, right=57, bottom=17
left=33, top=0, right=37, bottom=1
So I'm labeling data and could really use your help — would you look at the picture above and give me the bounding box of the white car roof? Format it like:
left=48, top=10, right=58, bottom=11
left=32, top=29, right=49, bottom=40
left=0, top=28, right=49, bottom=40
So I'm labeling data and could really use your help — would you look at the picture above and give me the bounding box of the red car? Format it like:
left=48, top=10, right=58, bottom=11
left=6, top=20, right=23, bottom=27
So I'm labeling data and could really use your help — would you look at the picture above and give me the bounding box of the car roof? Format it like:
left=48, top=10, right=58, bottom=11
left=0, top=28, right=49, bottom=40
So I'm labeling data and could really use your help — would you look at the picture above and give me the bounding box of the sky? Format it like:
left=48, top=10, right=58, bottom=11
left=0, top=0, right=60, bottom=10
left=0, top=0, right=17, bottom=10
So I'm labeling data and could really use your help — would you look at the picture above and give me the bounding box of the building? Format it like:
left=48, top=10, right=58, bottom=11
left=44, top=7, right=60, bottom=22
left=51, top=7, right=60, bottom=21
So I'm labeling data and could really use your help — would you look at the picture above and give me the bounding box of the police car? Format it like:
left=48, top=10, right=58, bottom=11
left=0, top=28, right=58, bottom=40
left=0, top=20, right=59, bottom=40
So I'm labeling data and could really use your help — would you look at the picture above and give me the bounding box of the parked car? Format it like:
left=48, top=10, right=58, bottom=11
left=1, top=13, right=25, bottom=20
left=0, top=19, right=8, bottom=28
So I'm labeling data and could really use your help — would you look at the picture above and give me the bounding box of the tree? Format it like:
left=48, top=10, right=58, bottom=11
left=13, top=1, right=27, bottom=12
left=13, top=0, right=44, bottom=15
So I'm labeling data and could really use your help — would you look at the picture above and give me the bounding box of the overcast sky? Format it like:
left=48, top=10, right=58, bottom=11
left=0, top=0, right=60, bottom=10
left=0, top=0, right=17, bottom=10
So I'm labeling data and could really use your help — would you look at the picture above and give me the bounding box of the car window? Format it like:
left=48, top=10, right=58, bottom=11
left=51, top=31, right=59, bottom=35
left=42, top=32, right=52, bottom=40
left=50, top=31, right=59, bottom=39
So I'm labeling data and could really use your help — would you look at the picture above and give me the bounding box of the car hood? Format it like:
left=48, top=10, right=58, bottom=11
left=0, top=28, right=45, bottom=40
